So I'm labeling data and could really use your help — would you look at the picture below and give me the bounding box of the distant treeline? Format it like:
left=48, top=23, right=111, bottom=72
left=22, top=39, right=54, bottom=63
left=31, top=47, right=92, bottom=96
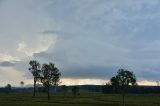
left=102, top=85, right=160, bottom=94
left=0, top=85, right=102, bottom=93
left=0, top=85, right=160, bottom=94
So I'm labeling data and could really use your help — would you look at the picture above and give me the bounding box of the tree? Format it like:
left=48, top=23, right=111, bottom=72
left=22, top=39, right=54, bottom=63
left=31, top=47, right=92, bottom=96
left=29, top=60, right=41, bottom=97
left=110, top=69, right=136, bottom=106
left=110, top=76, right=119, bottom=93
left=72, top=86, right=79, bottom=97
left=40, top=63, right=61, bottom=100
left=5, top=84, right=12, bottom=93
left=61, top=85, right=68, bottom=96
left=20, top=81, right=24, bottom=88
left=49, top=62, right=61, bottom=93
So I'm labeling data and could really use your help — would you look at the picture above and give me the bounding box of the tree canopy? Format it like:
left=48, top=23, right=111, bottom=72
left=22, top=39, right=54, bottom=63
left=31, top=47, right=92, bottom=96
left=40, top=62, right=61, bottom=100
left=110, top=69, right=137, bottom=87
left=29, top=60, right=41, bottom=97
left=110, top=69, right=137, bottom=106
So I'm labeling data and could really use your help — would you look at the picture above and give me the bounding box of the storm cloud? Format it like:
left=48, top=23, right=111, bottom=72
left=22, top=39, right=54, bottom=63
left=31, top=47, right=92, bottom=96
left=0, top=0, right=160, bottom=86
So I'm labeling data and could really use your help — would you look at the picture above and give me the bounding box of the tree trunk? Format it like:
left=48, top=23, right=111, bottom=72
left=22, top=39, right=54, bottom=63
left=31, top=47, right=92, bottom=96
left=54, top=85, right=57, bottom=93
left=122, top=86, right=125, bottom=106
left=33, top=79, right=36, bottom=97
left=122, top=92, right=125, bottom=106
left=47, top=86, right=50, bottom=100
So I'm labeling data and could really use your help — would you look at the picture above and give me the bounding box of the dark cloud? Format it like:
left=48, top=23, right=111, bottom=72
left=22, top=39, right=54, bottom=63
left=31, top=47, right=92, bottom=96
left=0, top=61, right=15, bottom=67
left=39, top=30, right=58, bottom=35
left=62, top=66, right=117, bottom=79
left=34, top=51, right=121, bottom=79
left=1, top=0, right=160, bottom=85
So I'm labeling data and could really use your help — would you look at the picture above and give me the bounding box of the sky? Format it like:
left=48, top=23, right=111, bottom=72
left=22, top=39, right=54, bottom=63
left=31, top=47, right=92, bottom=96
left=0, top=0, right=160, bottom=86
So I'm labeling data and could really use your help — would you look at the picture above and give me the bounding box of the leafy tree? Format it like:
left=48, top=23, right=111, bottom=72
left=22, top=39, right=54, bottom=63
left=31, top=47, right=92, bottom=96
left=61, top=85, right=68, bottom=96
left=110, top=76, right=119, bottom=86
left=72, top=86, right=79, bottom=97
left=110, top=76, right=119, bottom=93
left=41, top=63, right=61, bottom=100
left=49, top=62, right=61, bottom=93
left=110, top=69, right=137, bottom=106
left=29, top=60, right=41, bottom=97
left=20, top=81, right=24, bottom=88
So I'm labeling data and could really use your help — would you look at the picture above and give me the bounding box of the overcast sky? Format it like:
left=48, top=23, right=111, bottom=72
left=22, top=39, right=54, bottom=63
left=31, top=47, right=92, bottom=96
left=0, top=0, right=160, bottom=86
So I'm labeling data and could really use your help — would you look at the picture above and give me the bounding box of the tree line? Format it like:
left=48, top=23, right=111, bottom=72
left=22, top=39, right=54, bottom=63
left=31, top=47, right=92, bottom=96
left=28, top=60, right=139, bottom=105
left=3, top=64, right=159, bottom=106
left=29, top=60, right=61, bottom=100
left=29, top=60, right=137, bottom=104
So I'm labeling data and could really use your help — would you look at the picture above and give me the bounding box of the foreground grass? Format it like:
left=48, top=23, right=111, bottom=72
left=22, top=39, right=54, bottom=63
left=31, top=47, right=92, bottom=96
left=0, top=93, right=160, bottom=106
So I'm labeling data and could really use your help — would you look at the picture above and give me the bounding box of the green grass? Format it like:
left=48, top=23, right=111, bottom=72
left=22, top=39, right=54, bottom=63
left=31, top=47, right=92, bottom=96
left=0, top=93, right=160, bottom=106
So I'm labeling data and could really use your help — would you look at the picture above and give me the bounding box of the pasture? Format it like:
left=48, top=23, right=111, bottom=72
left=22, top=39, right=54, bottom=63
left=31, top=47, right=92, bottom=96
left=0, top=93, right=160, bottom=106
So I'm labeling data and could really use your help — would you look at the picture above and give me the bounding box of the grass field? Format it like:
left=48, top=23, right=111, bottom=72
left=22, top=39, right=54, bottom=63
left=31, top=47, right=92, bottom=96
left=0, top=93, right=160, bottom=106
